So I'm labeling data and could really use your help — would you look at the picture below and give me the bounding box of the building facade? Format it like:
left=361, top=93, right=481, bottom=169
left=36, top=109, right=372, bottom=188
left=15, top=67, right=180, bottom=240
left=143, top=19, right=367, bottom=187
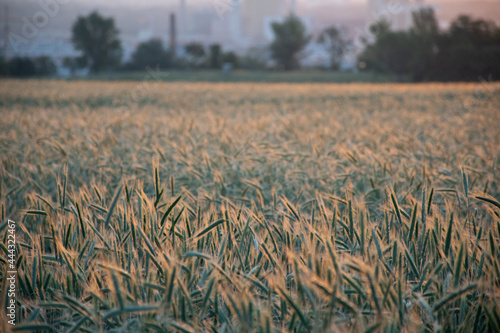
left=368, top=0, right=427, bottom=31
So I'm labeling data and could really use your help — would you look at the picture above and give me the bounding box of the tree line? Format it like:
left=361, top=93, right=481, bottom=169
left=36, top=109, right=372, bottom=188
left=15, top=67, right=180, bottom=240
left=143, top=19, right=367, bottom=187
left=359, top=8, right=500, bottom=81
left=1, top=9, right=499, bottom=82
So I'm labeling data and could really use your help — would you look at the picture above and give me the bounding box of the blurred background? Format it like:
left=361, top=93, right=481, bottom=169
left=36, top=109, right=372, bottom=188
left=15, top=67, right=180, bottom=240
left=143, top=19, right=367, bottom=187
left=1, top=0, right=499, bottom=82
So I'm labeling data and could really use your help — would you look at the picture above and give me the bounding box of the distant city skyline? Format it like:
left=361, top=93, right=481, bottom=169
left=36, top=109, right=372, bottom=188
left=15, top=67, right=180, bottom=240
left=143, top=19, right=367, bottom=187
left=1, top=0, right=499, bottom=73
left=72, top=0, right=494, bottom=6
left=5, top=0, right=495, bottom=9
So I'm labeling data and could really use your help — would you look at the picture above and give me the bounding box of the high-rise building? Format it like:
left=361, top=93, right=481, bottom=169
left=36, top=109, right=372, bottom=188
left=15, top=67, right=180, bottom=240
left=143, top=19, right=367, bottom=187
left=243, top=0, right=285, bottom=43
left=179, top=0, right=187, bottom=35
left=290, top=0, right=296, bottom=15
left=368, top=0, right=427, bottom=31
left=229, top=0, right=243, bottom=44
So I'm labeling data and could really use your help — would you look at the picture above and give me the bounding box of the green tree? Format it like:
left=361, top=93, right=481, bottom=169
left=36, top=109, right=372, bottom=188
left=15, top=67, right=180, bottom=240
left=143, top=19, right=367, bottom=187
left=128, top=39, right=171, bottom=71
left=430, top=15, right=500, bottom=81
left=318, top=26, right=351, bottom=70
left=409, top=8, right=439, bottom=81
left=412, top=7, right=438, bottom=35
left=209, top=44, right=223, bottom=69
left=7, top=57, right=36, bottom=77
left=71, top=11, right=122, bottom=73
left=6, top=56, right=57, bottom=77
left=207, top=44, right=239, bottom=69
left=222, top=51, right=239, bottom=68
left=368, top=19, right=391, bottom=37
left=358, top=12, right=438, bottom=81
left=358, top=20, right=414, bottom=78
left=185, top=42, right=206, bottom=68
left=270, top=16, right=310, bottom=70
left=0, top=56, right=8, bottom=76
left=359, top=10, right=500, bottom=82
left=62, top=57, right=82, bottom=76
left=33, top=56, right=57, bottom=76
left=239, top=46, right=268, bottom=70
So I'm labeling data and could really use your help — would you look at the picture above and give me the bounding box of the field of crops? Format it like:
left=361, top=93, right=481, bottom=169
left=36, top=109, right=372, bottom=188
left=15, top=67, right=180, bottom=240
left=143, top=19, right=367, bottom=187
left=1, top=79, right=499, bottom=332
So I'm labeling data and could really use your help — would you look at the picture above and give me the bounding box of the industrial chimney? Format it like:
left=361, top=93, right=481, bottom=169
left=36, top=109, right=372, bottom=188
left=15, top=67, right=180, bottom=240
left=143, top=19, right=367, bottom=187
left=170, top=13, right=177, bottom=58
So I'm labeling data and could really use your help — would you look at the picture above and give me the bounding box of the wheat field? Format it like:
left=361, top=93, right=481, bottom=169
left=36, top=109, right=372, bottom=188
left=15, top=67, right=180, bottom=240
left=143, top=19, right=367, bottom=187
left=0, top=79, right=499, bottom=332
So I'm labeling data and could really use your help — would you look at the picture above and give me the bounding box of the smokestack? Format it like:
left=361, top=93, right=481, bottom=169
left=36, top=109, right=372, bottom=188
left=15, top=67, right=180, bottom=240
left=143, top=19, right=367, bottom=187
left=170, top=13, right=177, bottom=58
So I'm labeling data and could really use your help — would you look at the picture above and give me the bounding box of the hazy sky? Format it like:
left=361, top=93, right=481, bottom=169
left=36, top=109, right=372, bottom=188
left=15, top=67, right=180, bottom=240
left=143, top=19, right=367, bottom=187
left=3, top=0, right=499, bottom=31
left=4, top=0, right=497, bottom=10
left=69, top=0, right=499, bottom=23
left=73, top=0, right=488, bottom=7
left=3, top=0, right=498, bottom=59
